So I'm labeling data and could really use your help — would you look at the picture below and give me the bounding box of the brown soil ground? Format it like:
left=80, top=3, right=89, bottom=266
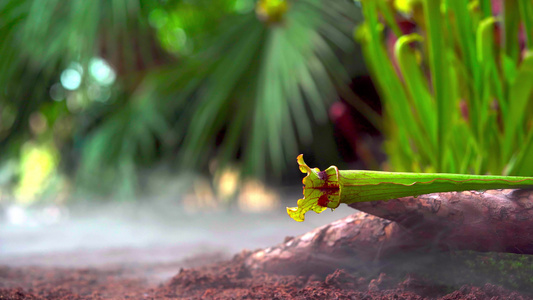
left=1, top=251, right=532, bottom=299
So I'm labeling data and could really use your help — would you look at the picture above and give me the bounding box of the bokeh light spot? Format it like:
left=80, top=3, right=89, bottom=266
left=89, top=57, right=116, bottom=86
left=60, top=68, right=82, bottom=90
left=88, top=84, right=111, bottom=103
left=15, top=142, right=58, bottom=204
left=6, top=205, right=27, bottom=225
left=216, top=167, right=240, bottom=200
left=49, top=83, right=65, bottom=101
left=238, top=180, right=279, bottom=213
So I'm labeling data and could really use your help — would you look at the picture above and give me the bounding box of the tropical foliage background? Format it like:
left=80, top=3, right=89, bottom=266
left=1, top=0, right=531, bottom=206
left=0, top=0, right=374, bottom=203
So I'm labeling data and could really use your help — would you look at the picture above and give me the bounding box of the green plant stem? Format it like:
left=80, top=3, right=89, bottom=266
left=518, top=0, right=533, bottom=50
left=288, top=155, right=533, bottom=222
left=423, top=0, right=448, bottom=171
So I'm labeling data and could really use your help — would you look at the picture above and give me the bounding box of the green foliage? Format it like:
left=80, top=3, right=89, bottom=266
left=163, top=0, right=362, bottom=178
left=0, top=0, right=366, bottom=197
left=104, top=0, right=367, bottom=184
left=0, top=0, right=167, bottom=196
left=358, top=0, right=533, bottom=175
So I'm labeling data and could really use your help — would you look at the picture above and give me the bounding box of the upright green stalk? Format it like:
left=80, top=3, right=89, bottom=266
left=518, top=0, right=533, bottom=50
left=423, top=0, right=449, bottom=171
left=503, top=0, right=521, bottom=64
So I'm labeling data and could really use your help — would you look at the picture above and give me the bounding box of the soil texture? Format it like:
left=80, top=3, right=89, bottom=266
left=1, top=251, right=531, bottom=299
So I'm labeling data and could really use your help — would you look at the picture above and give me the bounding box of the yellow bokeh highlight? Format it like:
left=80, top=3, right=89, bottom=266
left=15, top=142, right=58, bottom=204
left=216, top=167, right=240, bottom=200
left=238, top=179, right=279, bottom=213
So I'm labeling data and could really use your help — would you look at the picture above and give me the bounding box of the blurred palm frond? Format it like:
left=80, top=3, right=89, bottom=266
left=159, top=0, right=363, bottom=177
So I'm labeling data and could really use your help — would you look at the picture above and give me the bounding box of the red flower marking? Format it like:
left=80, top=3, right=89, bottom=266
left=317, top=194, right=330, bottom=207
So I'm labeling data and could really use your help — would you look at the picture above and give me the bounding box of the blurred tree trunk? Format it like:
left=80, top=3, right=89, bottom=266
left=244, top=189, right=533, bottom=276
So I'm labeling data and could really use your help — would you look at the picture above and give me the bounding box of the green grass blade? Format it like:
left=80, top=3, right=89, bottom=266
left=362, top=2, right=433, bottom=165
left=479, top=0, right=492, bottom=18
left=423, top=0, right=450, bottom=171
left=503, top=52, right=533, bottom=162
left=394, top=33, right=437, bottom=150
left=376, top=0, right=402, bottom=37
left=506, top=125, right=533, bottom=176
left=447, top=0, right=479, bottom=85
left=518, top=0, right=533, bottom=50
left=502, top=0, right=521, bottom=64
left=477, top=17, right=506, bottom=115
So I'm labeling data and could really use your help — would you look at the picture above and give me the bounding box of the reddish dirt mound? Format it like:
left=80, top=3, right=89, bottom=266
left=152, top=252, right=531, bottom=299
left=1, top=252, right=531, bottom=299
